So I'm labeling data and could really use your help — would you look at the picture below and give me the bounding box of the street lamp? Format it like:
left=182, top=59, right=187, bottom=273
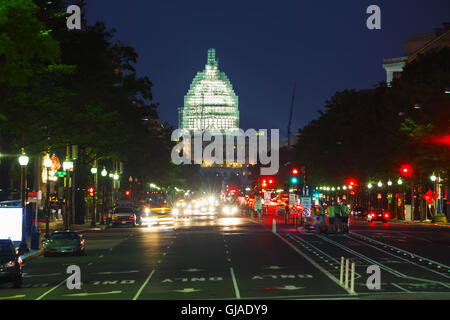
left=397, top=178, right=403, bottom=185
left=43, top=157, right=53, bottom=237
left=387, top=180, right=392, bottom=186
left=377, top=181, right=383, bottom=187
left=90, top=166, right=98, bottom=227
left=18, top=153, right=29, bottom=253
left=101, top=168, right=107, bottom=177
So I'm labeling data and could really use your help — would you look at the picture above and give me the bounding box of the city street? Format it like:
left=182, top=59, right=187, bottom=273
left=1, top=214, right=449, bottom=300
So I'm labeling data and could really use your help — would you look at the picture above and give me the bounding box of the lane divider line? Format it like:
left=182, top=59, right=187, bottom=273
left=132, top=270, right=155, bottom=300
left=230, top=267, right=240, bottom=299
left=275, top=233, right=356, bottom=295
left=36, top=277, right=69, bottom=300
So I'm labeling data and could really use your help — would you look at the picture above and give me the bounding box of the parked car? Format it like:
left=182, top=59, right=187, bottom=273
left=367, top=208, right=390, bottom=223
left=43, top=231, right=85, bottom=256
left=0, top=239, right=23, bottom=287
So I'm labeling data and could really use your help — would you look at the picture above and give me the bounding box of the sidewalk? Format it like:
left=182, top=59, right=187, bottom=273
left=36, top=220, right=109, bottom=233
left=388, top=218, right=450, bottom=228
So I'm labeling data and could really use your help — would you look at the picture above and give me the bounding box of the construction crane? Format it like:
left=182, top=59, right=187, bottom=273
left=287, top=83, right=296, bottom=149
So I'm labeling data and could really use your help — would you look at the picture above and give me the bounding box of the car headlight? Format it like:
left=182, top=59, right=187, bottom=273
left=144, top=207, right=151, bottom=214
left=223, top=207, right=231, bottom=214
left=172, top=208, right=179, bottom=215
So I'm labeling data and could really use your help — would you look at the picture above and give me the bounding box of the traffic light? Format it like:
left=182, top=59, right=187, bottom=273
left=125, top=190, right=131, bottom=197
left=88, top=187, right=95, bottom=197
left=290, top=168, right=299, bottom=185
left=400, top=164, right=412, bottom=178
left=347, top=178, right=357, bottom=187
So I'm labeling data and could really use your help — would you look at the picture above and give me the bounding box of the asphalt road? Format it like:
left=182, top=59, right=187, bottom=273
left=0, top=214, right=449, bottom=300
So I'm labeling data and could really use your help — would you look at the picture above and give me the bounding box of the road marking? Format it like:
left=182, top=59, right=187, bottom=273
left=275, top=233, right=355, bottom=295
left=320, top=235, right=450, bottom=286
left=228, top=258, right=231, bottom=262
left=97, top=270, right=139, bottom=275
left=183, top=268, right=204, bottom=272
left=230, top=267, right=241, bottom=299
left=36, top=277, right=68, bottom=300
left=0, top=295, right=26, bottom=300
left=23, top=273, right=62, bottom=278
left=277, top=285, right=305, bottom=290
left=99, top=255, right=104, bottom=258
left=132, top=270, right=155, bottom=300
left=392, top=283, right=412, bottom=293
left=63, top=291, right=122, bottom=297
left=264, top=266, right=285, bottom=270
left=174, top=288, right=201, bottom=293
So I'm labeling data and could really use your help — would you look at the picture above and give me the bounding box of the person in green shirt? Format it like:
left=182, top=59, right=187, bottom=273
left=328, top=204, right=335, bottom=233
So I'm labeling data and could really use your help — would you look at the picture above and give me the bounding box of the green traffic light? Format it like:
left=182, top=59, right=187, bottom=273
left=290, top=177, right=298, bottom=184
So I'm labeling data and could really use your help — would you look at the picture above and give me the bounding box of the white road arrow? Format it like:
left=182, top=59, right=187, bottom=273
left=97, top=270, right=139, bottom=275
left=264, top=266, right=284, bottom=270
left=183, top=268, right=204, bottom=272
left=277, top=285, right=305, bottom=290
left=63, top=290, right=122, bottom=297
left=0, top=295, right=26, bottom=300
left=174, top=288, right=201, bottom=293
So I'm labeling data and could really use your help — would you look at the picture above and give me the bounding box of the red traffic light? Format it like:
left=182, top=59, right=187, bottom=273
left=88, top=187, right=95, bottom=197
left=347, top=178, right=357, bottom=187
left=400, top=164, right=412, bottom=177
left=291, top=168, right=299, bottom=175
left=125, top=190, right=131, bottom=197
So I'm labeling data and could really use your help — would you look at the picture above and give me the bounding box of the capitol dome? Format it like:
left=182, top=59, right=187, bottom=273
left=178, top=49, right=239, bottom=131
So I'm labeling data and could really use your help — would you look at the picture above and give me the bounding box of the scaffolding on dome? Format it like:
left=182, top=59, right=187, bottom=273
left=178, top=48, right=240, bottom=132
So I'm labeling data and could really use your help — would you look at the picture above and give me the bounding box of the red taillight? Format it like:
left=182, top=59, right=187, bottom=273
left=384, top=213, right=389, bottom=218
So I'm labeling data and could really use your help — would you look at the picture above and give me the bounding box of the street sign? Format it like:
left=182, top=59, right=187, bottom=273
left=289, top=194, right=297, bottom=205
left=301, top=197, right=311, bottom=208
left=55, top=170, right=66, bottom=177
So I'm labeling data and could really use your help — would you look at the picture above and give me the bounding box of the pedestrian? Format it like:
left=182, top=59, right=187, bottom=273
left=328, top=203, right=335, bottom=233
left=335, top=203, right=342, bottom=233
left=342, top=203, right=350, bottom=234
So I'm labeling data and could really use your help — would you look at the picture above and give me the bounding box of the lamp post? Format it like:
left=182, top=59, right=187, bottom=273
left=43, top=157, right=53, bottom=237
left=431, top=173, right=437, bottom=217
left=18, top=152, right=29, bottom=253
left=63, top=159, right=73, bottom=230
left=91, top=166, right=98, bottom=227
left=101, top=167, right=107, bottom=224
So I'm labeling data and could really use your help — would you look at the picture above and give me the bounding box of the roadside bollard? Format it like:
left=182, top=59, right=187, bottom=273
left=340, top=257, right=356, bottom=293
left=272, top=219, right=276, bottom=234
left=345, top=258, right=349, bottom=289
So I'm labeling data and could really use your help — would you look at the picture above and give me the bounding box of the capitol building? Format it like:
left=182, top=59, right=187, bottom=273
left=178, top=49, right=252, bottom=189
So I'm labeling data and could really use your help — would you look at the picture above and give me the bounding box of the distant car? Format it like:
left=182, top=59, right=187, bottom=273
left=0, top=239, right=23, bottom=287
left=110, top=207, right=137, bottom=227
left=142, top=207, right=174, bottom=226
left=43, top=231, right=85, bottom=256
left=367, top=208, right=390, bottom=223
left=351, top=206, right=366, bottom=217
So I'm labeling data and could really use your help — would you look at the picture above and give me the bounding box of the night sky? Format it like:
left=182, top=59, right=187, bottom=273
left=85, top=0, right=450, bottom=139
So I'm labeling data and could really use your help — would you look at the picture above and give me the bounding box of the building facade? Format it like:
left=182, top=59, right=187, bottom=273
left=383, top=22, right=450, bottom=85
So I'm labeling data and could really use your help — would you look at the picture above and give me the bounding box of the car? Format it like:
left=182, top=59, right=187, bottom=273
left=367, top=208, right=390, bottom=223
left=142, top=207, right=175, bottom=226
left=43, top=231, right=85, bottom=257
left=110, top=207, right=137, bottom=227
left=0, top=239, right=23, bottom=287
left=351, top=206, right=366, bottom=217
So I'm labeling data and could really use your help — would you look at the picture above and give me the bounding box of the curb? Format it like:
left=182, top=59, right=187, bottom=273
left=388, top=219, right=450, bottom=228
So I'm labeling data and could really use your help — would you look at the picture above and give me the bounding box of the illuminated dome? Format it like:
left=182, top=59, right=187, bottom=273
left=178, top=49, right=239, bottom=131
